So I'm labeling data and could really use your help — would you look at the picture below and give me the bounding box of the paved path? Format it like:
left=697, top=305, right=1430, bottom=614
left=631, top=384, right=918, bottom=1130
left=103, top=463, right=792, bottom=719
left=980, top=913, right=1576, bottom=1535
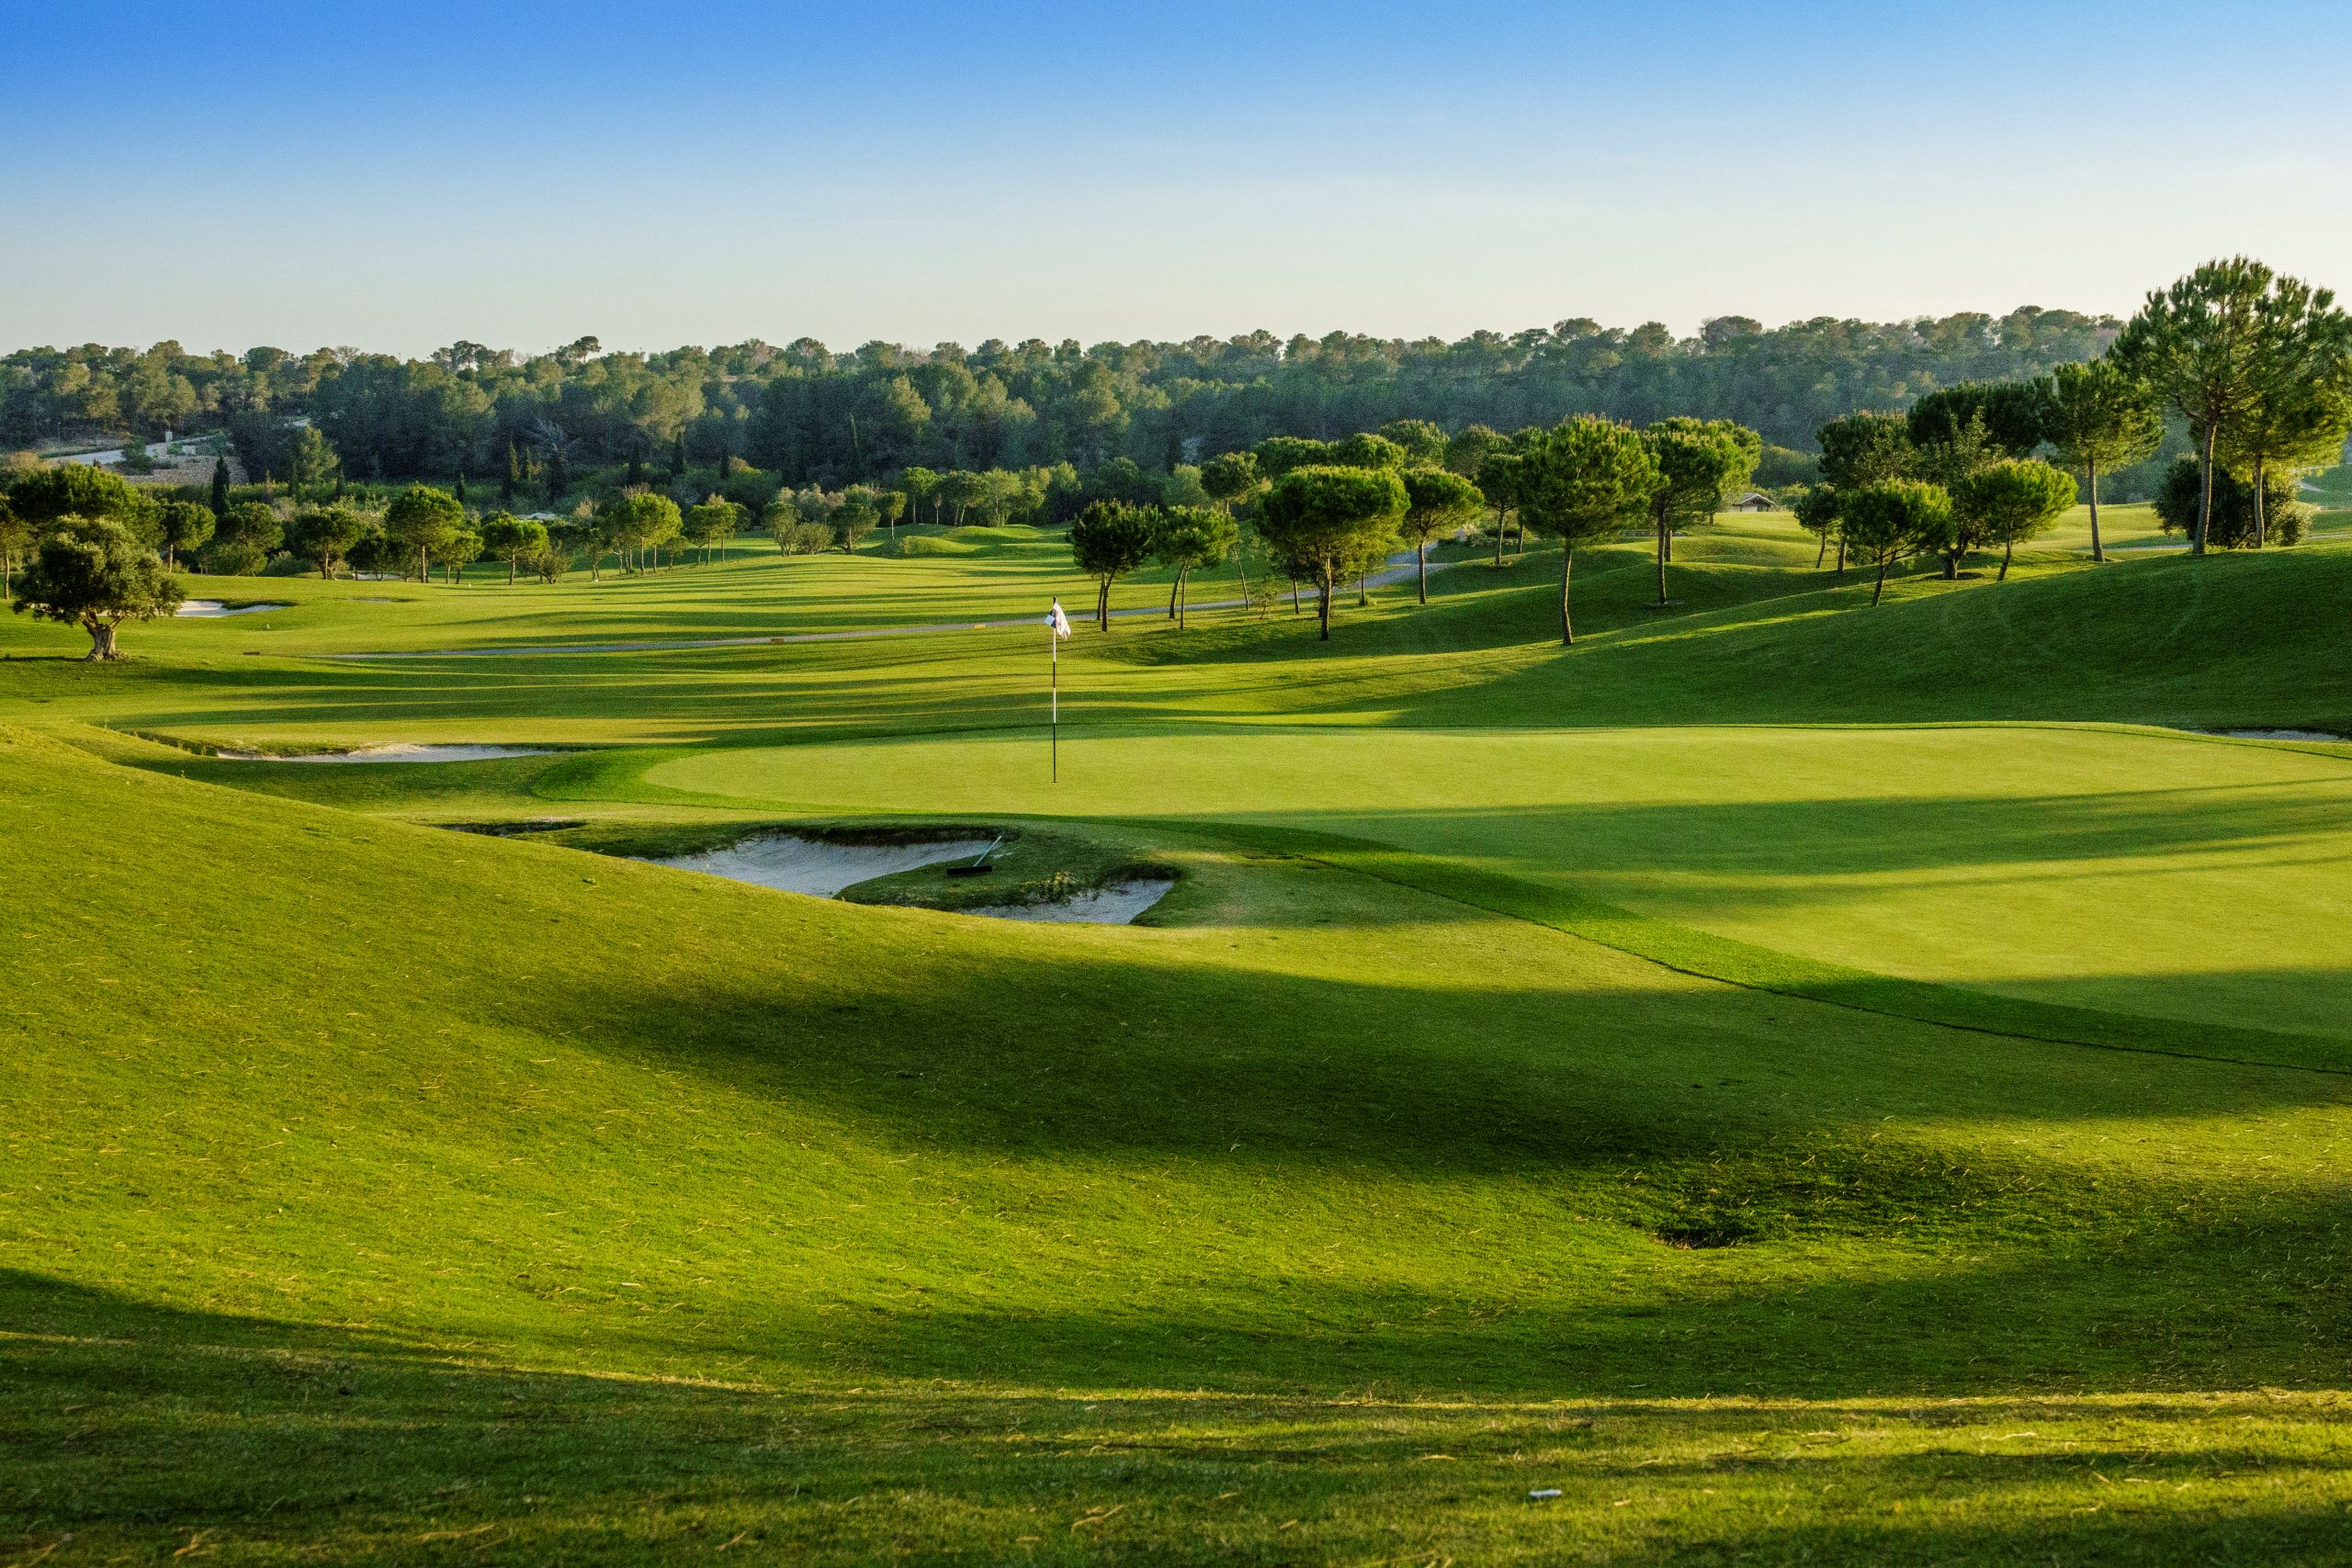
left=324, top=552, right=1459, bottom=660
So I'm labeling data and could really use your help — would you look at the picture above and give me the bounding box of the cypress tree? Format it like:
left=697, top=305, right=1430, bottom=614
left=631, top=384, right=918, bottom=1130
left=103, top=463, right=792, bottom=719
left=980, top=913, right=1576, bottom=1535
left=209, top=455, right=230, bottom=515
left=670, top=434, right=686, bottom=479
left=503, top=443, right=520, bottom=506
left=455, top=470, right=468, bottom=505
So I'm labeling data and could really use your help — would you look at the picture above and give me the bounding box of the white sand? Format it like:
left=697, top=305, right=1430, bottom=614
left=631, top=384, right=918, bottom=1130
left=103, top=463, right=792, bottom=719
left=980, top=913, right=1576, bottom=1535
left=965, top=878, right=1175, bottom=925
left=216, top=744, right=554, bottom=763
left=175, top=600, right=289, bottom=617
left=646, top=835, right=994, bottom=897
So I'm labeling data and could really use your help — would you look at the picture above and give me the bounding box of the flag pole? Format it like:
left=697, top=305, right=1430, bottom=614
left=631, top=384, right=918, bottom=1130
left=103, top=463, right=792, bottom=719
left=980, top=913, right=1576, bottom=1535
left=1050, top=619, right=1058, bottom=783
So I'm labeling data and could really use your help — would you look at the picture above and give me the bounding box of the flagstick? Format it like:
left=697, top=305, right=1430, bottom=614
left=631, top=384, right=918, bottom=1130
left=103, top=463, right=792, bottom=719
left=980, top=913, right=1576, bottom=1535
left=1049, top=621, right=1058, bottom=784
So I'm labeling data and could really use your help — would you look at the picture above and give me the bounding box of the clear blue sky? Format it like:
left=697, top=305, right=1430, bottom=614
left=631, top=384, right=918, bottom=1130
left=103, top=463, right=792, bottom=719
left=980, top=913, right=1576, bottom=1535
left=3, top=0, right=2346, bottom=355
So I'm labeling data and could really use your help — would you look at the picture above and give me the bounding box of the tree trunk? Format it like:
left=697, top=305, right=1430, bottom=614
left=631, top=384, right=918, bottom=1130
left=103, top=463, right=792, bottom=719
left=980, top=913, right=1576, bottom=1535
left=1096, top=577, right=1109, bottom=630
left=1836, top=536, right=1848, bottom=575
left=1999, top=538, right=2014, bottom=581
left=1168, top=570, right=1181, bottom=619
left=418, top=545, right=428, bottom=582
left=1290, top=577, right=1301, bottom=615
left=1656, top=522, right=1669, bottom=604
left=1355, top=571, right=1367, bottom=607
left=1492, top=512, right=1505, bottom=568
left=1316, top=570, right=1333, bottom=639
left=2194, top=426, right=2215, bottom=556
left=507, top=556, right=516, bottom=585
left=1942, top=549, right=1960, bottom=581
left=1417, top=541, right=1429, bottom=604
left=85, top=619, right=120, bottom=660
left=2086, top=460, right=2104, bottom=564
left=2253, top=455, right=2267, bottom=548
left=1559, top=543, right=1575, bottom=646
left=1871, top=558, right=1890, bottom=605
left=1814, top=531, right=1827, bottom=569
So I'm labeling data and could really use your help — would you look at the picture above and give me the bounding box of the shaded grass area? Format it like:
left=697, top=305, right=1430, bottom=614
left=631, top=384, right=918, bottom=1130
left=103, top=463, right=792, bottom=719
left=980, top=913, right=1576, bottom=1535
left=10, top=1277, right=2352, bottom=1567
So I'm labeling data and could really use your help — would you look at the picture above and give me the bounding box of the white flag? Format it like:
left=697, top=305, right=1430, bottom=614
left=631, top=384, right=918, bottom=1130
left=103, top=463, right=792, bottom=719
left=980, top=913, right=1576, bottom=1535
left=1046, top=600, right=1072, bottom=638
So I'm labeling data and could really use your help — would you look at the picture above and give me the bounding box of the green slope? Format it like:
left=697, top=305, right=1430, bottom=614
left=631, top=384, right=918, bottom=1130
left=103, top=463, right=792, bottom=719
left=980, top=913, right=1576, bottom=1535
left=6, top=726, right=2352, bottom=1562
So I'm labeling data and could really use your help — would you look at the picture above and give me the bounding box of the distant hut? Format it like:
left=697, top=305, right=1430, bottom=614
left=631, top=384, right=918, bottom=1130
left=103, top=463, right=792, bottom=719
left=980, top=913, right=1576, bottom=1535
left=1725, top=491, right=1776, bottom=513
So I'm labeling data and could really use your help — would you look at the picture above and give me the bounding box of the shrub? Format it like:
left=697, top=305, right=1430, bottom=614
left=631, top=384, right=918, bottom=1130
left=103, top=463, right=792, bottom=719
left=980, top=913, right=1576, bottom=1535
left=200, top=539, right=267, bottom=577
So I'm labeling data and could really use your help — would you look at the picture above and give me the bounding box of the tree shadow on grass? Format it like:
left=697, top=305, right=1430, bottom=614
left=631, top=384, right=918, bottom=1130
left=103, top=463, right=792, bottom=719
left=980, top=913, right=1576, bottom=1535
left=6, top=1269, right=2350, bottom=1566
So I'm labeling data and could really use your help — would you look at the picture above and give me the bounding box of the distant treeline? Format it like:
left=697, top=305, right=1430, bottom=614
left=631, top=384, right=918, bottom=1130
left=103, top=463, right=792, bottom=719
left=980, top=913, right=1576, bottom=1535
left=2, top=310, right=2119, bottom=490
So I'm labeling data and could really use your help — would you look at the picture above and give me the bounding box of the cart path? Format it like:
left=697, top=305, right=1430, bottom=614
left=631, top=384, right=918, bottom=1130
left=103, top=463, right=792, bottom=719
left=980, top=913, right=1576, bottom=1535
left=322, top=552, right=1462, bottom=660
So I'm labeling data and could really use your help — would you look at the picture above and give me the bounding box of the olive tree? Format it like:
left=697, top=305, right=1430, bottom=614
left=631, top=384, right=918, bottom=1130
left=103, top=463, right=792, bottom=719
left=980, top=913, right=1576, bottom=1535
left=1254, top=466, right=1407, bottom=639
left=2039, top=359, right=2163, bottom=562
left=1153, top=505, right=1238, bottom=627
left=1515, top=416, right=1659, bottom=645
left=11, top=515, right=182, bottom=660
left=1069, top=500, right=1159, bottom=629
left=1952, top=459, right=2078, bottom=581
left=1396, top=467, right=1482, bottom=604
left=6, top=464, right=145, bottom=529
left=1839, top=479, right=1951, bottom=605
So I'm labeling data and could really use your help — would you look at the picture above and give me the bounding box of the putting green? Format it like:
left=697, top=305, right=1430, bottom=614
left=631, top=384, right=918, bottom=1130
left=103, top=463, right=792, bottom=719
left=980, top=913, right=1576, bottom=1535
left=642, top=722, right=2352, bottom=1043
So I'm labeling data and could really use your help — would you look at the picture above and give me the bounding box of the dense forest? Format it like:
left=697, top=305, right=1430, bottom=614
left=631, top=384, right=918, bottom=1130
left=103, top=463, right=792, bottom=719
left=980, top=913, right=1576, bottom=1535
left=2, top=309, right=2119, bottom=491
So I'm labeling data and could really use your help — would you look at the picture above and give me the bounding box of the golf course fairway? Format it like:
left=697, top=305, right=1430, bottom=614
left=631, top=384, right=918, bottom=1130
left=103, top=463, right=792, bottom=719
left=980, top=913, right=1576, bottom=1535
left=5, top=521, right=2350, bottom=1563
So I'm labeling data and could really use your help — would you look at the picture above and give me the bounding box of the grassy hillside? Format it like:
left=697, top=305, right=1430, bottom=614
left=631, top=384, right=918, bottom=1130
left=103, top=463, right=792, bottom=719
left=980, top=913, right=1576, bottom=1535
left=6, top=727, right=2352, bottom=1562
left=6, top=520, right=2352, bottom=1562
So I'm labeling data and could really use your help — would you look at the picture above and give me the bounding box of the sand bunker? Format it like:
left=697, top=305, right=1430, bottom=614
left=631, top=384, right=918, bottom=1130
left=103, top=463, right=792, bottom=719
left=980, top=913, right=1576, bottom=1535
left=966, top=879, right=1175, bottom=925
left=216, top=744, right=554, bottom=763
left=2203, top=728, right=2347, bottom=742
left=176, top=600, right=290, bottom=617
left=646, top=834, right=994, bottom=898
